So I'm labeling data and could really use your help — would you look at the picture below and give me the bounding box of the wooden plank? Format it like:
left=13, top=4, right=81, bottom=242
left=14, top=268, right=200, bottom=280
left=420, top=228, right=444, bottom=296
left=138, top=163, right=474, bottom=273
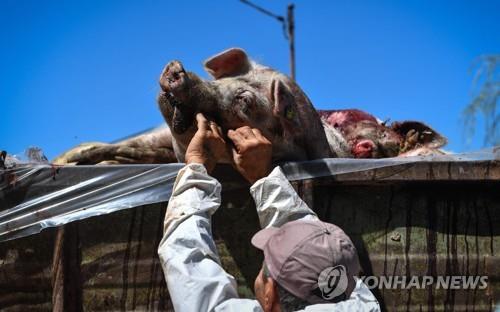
left=51, top=224, right=83, bottom=312
left=324, top=161, right=500, bottom=183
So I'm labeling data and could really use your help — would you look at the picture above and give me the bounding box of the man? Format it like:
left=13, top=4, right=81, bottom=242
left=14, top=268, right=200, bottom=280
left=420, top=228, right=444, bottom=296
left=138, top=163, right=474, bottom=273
left=158, top=113, right=380, bottom=311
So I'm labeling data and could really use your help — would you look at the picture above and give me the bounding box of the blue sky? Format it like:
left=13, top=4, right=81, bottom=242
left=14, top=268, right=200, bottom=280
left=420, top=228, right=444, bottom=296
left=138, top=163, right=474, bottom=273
left=2, top=0, right=499, bottom=160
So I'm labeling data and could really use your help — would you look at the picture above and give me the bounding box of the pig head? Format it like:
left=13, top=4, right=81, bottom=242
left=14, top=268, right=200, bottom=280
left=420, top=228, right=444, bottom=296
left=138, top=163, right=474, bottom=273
left=157, top=48, right=332, bottom=163
left=319, top=109, right=447, bottom=158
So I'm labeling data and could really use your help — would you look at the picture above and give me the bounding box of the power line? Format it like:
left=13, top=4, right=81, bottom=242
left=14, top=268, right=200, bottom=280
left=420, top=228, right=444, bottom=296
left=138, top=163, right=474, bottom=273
left=240, top=0, right=285, bottom=23
left=239, top=0, right=296, bottom=80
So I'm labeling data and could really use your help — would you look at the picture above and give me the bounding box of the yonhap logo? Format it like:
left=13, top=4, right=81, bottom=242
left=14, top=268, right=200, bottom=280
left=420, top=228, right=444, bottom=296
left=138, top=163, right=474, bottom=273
left=317, top=265, right=348, bottom=300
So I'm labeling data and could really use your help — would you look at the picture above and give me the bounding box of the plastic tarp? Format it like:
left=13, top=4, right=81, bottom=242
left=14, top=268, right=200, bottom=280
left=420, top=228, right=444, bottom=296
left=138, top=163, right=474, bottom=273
left=0, top=164, right=183, bottom=241
left=281, top=147, right=500, bottom=181
left=0, top=147, right=498, bottom=242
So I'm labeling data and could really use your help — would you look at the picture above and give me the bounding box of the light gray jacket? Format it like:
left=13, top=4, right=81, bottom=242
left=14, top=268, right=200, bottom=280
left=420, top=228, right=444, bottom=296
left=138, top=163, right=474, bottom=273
left=158, top=163, right=380, bottom=312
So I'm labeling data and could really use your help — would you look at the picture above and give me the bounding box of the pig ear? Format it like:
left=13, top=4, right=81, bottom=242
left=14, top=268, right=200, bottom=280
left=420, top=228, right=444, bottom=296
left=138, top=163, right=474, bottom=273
left=272, top=80, right=299, bottom=125
left=391, top=121, right=447, bottom=149
left=204, top=48, right=251, bottom=79
left=272, top=78, right=333, bottom=159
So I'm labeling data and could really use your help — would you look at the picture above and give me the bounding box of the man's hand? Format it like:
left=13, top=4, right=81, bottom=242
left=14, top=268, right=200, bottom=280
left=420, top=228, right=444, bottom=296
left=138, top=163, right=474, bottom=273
left=185, top=113, right=227, bottom=173
left=227, top=126, right=272, bottom=184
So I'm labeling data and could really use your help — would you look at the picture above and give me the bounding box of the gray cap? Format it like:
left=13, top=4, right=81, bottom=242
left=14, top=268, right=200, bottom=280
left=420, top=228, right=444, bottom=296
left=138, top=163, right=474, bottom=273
left=251, top=219, right=360, bottom=304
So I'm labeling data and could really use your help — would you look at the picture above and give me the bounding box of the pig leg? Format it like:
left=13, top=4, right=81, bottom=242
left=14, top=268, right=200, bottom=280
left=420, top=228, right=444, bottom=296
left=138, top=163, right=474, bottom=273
left=53, top=127, right=177, bottom=165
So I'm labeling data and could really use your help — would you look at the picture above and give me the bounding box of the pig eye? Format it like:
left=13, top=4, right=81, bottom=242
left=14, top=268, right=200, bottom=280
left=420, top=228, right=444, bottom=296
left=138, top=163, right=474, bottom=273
left=284, top=105, right=296, bottom=120
left=234, top=90, right=255, bottom=109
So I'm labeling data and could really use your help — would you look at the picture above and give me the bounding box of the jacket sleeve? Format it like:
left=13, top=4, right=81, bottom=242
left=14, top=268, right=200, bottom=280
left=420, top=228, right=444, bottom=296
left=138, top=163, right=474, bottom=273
left=157, top=163, right=239, bottom=312
left=250, top=166, right=319, bottom=228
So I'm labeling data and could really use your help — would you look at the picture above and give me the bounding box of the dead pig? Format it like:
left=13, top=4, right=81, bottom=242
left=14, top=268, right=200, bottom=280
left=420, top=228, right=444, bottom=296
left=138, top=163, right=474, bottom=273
left=157, top=48, right=332, bottom=163
left=319, top=109, right=447, bottom=158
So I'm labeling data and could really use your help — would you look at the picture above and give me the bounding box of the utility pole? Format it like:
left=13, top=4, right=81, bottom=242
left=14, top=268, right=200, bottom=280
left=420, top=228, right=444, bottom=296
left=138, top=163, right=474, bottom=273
left=287, top=4, right=295, bottom=81
left=240, top=0, right=296, bottom=81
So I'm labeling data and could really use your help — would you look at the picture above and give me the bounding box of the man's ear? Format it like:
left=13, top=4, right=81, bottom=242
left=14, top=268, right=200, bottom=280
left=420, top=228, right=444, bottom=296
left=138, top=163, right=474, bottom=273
left=204, top=48, right=251, bottom=79
left=263, top=277, right=280, bottom=312
left=391, top=121, right=447, bottom=149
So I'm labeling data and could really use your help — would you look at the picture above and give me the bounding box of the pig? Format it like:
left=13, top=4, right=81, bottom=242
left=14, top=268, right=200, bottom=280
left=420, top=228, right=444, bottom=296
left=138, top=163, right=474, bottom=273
left=57, top=48, right=332, bottom=165
left=55, top=48, right=447, bottom=165
left=157, top=48, right=332, bottom=163
left=319, top=109, right=447, bottom=158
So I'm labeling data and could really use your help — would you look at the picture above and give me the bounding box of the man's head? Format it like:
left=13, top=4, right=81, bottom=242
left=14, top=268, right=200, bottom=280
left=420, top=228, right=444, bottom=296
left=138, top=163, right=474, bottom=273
left=252, top=219, right=361, bottom=312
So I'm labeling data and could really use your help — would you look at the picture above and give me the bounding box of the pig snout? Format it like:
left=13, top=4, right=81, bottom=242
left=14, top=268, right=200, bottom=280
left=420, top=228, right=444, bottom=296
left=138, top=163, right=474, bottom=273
left=159, top=61, right=187, bottom=100
left=352, top=139, right=377, bottom=158
left=158, top=60, right=221, bottom=136
left=158, top=61, right=196, bottom=135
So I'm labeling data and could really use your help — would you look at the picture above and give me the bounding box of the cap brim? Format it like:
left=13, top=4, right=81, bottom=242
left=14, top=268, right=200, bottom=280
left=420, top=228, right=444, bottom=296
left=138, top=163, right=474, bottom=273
left=251, top=227, right=279, bottom=250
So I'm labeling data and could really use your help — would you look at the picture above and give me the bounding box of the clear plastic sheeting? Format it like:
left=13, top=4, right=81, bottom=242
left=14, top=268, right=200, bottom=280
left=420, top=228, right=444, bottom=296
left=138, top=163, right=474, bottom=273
left=281, top=147, right=500, bottom=181
left=0, top=164, right=183, bottom=242
left=0, top=147, right=498, bottom=242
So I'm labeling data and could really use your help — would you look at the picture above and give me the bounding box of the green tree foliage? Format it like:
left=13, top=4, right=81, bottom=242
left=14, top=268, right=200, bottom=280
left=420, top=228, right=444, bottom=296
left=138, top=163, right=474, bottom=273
left=463, top=54, right=499, bottom=146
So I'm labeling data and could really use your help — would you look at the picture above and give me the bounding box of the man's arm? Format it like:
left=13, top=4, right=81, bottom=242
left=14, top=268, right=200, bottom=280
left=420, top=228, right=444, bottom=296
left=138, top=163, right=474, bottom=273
left=250, top=166, right=318, bottom=228
left=227, top=127, right=318, bottom=229
left=158, top=114, right=242, bottom=312
left=158, top=163, right=240, bottom=312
